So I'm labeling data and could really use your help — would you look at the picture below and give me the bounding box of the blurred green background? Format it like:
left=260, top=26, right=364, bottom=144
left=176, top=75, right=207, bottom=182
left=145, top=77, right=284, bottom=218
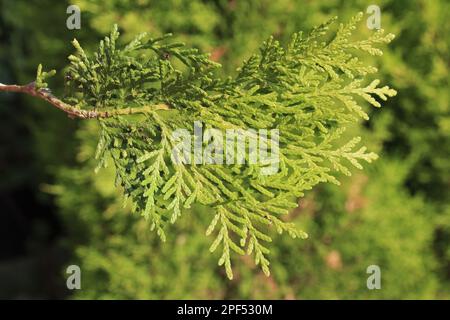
left=0, top=0, right=448, bottom=299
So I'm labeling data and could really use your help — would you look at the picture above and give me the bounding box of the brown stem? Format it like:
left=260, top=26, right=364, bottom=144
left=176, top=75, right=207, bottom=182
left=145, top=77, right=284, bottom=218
left=0, top=82, right=169, bottom=119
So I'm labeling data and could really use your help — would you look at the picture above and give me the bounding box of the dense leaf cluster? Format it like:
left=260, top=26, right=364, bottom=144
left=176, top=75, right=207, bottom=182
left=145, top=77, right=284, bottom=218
left=63, top=13, right=395, bottom=278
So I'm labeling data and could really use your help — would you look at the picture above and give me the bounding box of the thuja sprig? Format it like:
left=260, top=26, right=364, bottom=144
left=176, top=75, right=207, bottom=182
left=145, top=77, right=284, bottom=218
left=0, top=13, right=396, bottom=279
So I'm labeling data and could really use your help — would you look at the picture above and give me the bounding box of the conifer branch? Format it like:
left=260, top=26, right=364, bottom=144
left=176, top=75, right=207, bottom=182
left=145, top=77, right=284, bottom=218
left=0, top=14, right=398, bottom=279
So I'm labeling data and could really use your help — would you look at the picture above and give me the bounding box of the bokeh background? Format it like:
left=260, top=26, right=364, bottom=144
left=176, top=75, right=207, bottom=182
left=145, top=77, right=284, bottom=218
left=0, top=0, right=449, bottom=299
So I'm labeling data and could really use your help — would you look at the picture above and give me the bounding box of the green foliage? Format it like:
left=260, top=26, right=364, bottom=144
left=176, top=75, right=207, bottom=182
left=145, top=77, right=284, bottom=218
left=2, top=0, right=447, bottom=299
left=61, top=14, right=395, bottom=278
left=371, top=0, right=450, bottom=285
left=53, top=135, right=439, bottom=299
left=35, top=64, right=56, bottom=90
left=50, top=0, right=450, bottom=298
